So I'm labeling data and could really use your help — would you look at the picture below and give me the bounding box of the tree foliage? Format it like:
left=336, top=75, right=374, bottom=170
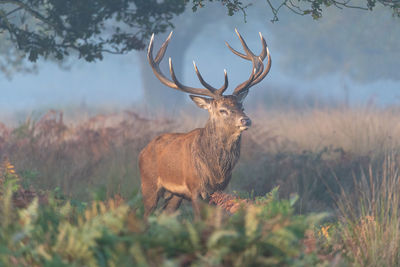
left=0, top=0, right=399, bottom=64
left=0, top=37, right=36, bottom=78
left=0, top=0, right=185, bottom=62
left=262, top=0, right=400, bottom=21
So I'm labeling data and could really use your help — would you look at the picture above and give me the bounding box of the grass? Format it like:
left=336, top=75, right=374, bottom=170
left=249, top=106, right=400, bottom=155
left=2, top=105, right=400, bottom=265
left=332, top=155, right=400, bottom=266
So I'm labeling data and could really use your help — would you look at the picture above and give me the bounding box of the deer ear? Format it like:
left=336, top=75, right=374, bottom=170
left=189, top=95, right=212, bottom=110
left=236, top=90, right=248, bottom=103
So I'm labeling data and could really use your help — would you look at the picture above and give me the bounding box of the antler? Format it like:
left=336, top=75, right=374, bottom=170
left=148, top=32, right=228, bottom=98
left=225, top=29, right=272, bottom=96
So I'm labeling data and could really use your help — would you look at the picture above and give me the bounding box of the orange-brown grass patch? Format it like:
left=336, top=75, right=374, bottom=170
left=209, top=191, right=250, bottom=213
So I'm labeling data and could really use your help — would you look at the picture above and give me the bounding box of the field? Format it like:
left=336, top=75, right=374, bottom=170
left=1, top=105, right=400, bottom=266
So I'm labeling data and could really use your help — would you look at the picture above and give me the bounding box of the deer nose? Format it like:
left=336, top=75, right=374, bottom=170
left=240, top=117, right=252, bottom=127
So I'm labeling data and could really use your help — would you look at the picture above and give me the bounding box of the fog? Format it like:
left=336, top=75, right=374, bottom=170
left=1, top=2, right=400, bottom=119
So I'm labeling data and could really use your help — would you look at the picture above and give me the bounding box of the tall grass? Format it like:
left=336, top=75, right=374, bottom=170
left=3, top=105, right=400, bottom=264
left=1, top=106, right=400, bottom=208
left=333, top=154, right=400, bottom=266
left=249, top=106, right=400, bottom=155
left=238, top=106, right=400, bottom=212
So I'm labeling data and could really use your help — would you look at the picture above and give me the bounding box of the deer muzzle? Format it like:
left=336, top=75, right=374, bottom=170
left=238, top=116, right=251, bottom=131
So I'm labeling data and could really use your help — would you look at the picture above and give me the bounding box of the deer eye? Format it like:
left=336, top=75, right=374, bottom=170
left=219, top=109, right=228, bottom=116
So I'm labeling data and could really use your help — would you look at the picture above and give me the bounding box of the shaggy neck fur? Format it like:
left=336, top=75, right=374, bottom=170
left=193, top=118, right=242, bottom=194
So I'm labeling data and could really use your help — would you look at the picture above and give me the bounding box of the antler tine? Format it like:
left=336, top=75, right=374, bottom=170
left=225, top=28, right=256, bottom=60
left=154, top=31, right=173, bottom=63
left=252, top=48, right=272, bottom=86
left=225, top=30, right=268, bottom=61
left=225, top=41, right=248, bottom=60
left=148, top=32, right=182, bottom=89
left=216, top=69, right=228, bottom=95
left=193, top=61, right=228, bottom=96
left=148, top=32, right=223, bottom=98
left=229, top=30, right=272, bottom=96
left=258, top=32, right=268, bottom=60
left=233, top=60, right=264, bottom=95
left=168, top=58, right=216, bottom=97
left=192, top=61, right=217, bottom=93
left=234, top=28, right=256, bottom=58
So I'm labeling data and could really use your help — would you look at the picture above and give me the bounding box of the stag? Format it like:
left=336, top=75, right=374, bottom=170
left=139, top=29, right=271, bottom=218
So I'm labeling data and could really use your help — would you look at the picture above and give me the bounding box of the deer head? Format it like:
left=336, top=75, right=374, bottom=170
left=147, top=29, right=271, bottom=135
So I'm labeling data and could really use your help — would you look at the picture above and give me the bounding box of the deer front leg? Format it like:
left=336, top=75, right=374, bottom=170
left=163, top=195, right=183, bottom=213
left=191, top=193, right=201, bottom=220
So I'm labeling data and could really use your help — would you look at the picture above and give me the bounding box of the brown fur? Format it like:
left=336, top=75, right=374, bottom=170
left=139, top=95, right=250, bottom=218
left=141, top=30, right=271, bottom=218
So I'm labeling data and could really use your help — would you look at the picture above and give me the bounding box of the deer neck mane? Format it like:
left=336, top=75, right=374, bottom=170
left=193, top=119, right=242, bottom=192
left=201, top=119, right=242, bottom=148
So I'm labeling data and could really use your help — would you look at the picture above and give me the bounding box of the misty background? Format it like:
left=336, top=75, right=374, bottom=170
left=1, top=2, right=399, bottom=122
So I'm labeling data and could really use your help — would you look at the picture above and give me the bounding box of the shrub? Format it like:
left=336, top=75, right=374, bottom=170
left=0, top=174, right=326, bottom=266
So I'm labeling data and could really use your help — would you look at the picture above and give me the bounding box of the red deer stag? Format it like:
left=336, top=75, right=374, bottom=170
left=139, top=29, right=271, bottom=218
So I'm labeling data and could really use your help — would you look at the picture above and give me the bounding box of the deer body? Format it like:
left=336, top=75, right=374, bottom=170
left=140, top=30, right=271, bottom=218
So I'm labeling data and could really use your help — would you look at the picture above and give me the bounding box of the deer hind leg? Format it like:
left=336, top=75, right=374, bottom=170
left=163, top=194, right=183, bottom=213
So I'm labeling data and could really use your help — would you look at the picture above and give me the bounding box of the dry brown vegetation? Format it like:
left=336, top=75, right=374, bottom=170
left=1, top=106, right=399, bottom=212
left=0, top=110, right=176, bottom=199
left=250, top=106, right=400, bottom=155
left=2, top=106, right=400, bottom=265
